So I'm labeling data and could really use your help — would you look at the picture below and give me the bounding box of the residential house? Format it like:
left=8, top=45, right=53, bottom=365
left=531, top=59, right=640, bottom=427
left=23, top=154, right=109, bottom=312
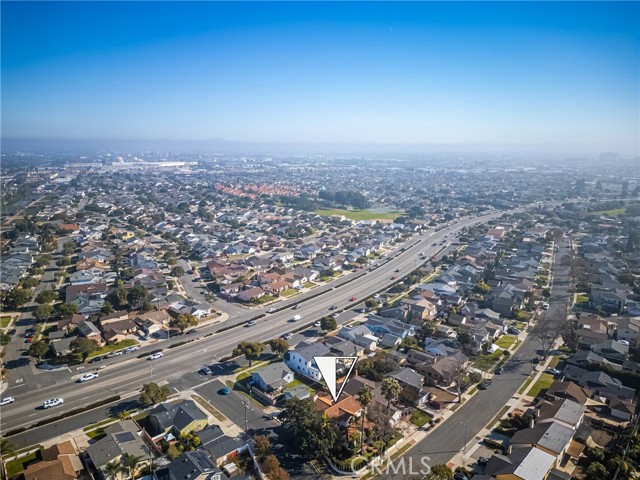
left=484, top=446, right=557, bottom=480
left=76, top=320, right=104, bottom=346
left=154, top=450, right=223, bottom=480
left=197, top=425, right=247, bottom=465
left=50, top=336, right=78, bottom=357
left=390, top=367, right=429, bottom=405
left=589, top=339, right=628, bottom=365
left=235, top=287, right=266, bottom=303
left=315, top=394, right=363, bottom=428
left=510, top=421, right=575, bottom=461
left=148, top=399, right=208, bottom=437
left=135, top=310, right=171, bottom=335
left=251, top=362, right=294, bottom=393
left=422, top=355, right=469, bottom=387
left=23, top=441, right=83, bottom=480
left=337, top=325, right=379, bottom=351
left=563, top=365, right=635, bottom=400
left=284, top=342, right=331, bottom=381
left=85, top=420, right=150, bottom=480
left=614, top=317, right=640, bottom=346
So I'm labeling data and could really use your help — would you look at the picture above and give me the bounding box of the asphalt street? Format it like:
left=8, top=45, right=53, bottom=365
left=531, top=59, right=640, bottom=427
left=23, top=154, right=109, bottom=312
left=0, top=210, right=514, bottom=447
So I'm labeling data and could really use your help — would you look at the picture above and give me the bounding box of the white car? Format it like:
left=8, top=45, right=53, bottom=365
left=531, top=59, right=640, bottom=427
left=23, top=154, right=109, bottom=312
left=332, top=312, right=340, bottom=318
left=291, top=315, right=303, bottom=321
left=373, top=294, right=380, bottom=298
left=282, top=333, right=294, bottom=340
left=266, top=308, right=276, bottom=313
left=43, top=398, right=64, bottom=409
left=246, top=321, right=257, bottom=327
left=314, top=321, right=322, bottom=327
left=0, top=396, right=15, bottom=406
left=149, top=352, right=164, bottom=360
left=79, top=373, right=99, bottom=383
left=125, top=346, right=140, bottom=353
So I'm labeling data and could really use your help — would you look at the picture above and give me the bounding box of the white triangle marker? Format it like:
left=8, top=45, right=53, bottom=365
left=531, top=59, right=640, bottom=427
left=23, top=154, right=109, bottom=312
left=314, top=356, right=358, bottom=402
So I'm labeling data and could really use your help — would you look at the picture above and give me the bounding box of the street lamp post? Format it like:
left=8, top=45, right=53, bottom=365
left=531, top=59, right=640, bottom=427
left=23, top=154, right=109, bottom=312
left=460, top=420, right=468, bottom=452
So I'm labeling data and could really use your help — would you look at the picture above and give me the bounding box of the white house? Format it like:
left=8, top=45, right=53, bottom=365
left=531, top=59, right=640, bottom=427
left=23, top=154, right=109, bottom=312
left=284, top=342, right=331, bottom=382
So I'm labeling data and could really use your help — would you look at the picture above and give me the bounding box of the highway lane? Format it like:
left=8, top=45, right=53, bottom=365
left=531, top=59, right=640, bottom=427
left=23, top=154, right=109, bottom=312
left=384, top=235, right=572, bottom=479
left=0, top=210, right=510, bottom=438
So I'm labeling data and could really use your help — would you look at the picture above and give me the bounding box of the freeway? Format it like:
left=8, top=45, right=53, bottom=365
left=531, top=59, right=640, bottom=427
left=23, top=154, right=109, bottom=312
left=383, top=235, right=573, bottom=479
left=0, top=209, right=511, bottom=443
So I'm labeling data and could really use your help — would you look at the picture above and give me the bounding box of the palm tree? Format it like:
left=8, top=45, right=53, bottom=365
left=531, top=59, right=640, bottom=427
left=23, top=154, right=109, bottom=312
left=121, top=453, right=143, bottom=479
left=357, top=386, right=372, bottom=454
left=381, top=377, right=402, bottom=413
left=104, top=460, right=122, bottom=480
left=1, top=437, right=16, bottom=457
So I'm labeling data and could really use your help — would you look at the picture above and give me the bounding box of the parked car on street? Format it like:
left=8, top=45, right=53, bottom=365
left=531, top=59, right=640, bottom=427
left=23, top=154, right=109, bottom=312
left=0, top=397, right=15, bottom=406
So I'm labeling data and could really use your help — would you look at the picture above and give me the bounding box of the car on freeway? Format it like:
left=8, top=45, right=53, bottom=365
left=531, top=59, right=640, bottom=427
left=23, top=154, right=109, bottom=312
left=431, top=242, right=437, bottom=246
left=293, top=304, right=301, bottom=310
left=545, top=368, right=561, bottom=375
left=291, top=315, right=303, bottom=322
left=125, top=346, right=139, bottom=353
left=282, top=333, right=294, bottom=340
left=329, top=305, right=338, bottom=310
left=79, top=373, right=99, bottom=383
left=149, top=352, right=164, bottom=360
left=266, top=308, right=276, bottom=313
left=219, top=386, right=231, bottom=395
left=390, top=276, right=397, bottom=280
left=43, top=398, right=64, bottom=409
left=394, top=269, right=400, bottom=272
left=246, top=321, right=257, bottom=327
left=349, top=296, right=357, bottom=301
left=0, top=397, right=15, bottom=406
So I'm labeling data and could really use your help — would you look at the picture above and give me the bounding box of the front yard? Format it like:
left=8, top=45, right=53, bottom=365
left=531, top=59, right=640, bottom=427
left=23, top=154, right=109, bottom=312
left=410, top=410, right=432, bottom=427
left=280, top=288, right=298, bottom=297
left=526, top=373, right=554, bottom=398
left=473, top=350, right=504, bottom=371
left=87, top=339, right=137, bottom=358
left=0, top=315, right=13, bottom=328
left=495, top=335, right=516, bottom=349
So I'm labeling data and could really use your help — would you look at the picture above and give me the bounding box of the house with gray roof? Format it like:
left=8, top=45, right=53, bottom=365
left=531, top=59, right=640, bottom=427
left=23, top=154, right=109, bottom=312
left=390, top=367, right=429, bottom=405
left=50, top=335, right=78, bottom=357
left=251, top=362, right=294, bottom=393
left=154, top=450, right=223, bottom=480
left=510, top=421, right=575, bottom=460
left=284, top=342, right=331, bottom=381
left=148, top=399, right=208, bottom=437
left=86, top=420, right=149, bottom=479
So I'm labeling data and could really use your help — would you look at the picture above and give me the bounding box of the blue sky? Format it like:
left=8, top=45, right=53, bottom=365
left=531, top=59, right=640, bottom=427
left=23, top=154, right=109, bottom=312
left=2, top=1, right=639, bottom=155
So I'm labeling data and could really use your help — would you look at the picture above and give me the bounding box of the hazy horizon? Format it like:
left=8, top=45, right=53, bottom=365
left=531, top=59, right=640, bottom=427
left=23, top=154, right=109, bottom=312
left=2, top=1, right=639, bottom=157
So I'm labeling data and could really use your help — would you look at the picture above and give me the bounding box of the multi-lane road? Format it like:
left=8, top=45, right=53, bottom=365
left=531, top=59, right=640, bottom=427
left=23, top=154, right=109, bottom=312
left=0, top=209, right=512, bottom=447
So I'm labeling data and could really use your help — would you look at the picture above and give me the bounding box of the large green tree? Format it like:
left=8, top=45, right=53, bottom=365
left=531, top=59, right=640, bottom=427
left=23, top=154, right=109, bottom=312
left=232, top=341, right=264, bottom=367
left=71, top=337, right=98, bottom=361
left=140, top=382, right=171, bottom=405
left=267, top=338, right=289, bottom=357
left=28, top=340, right=49, bottom=361
left=34, top=304, right=54, bottom=321
left=170, top=314, right=198, bottom=333
left=279, top=397, right=339, bottom=459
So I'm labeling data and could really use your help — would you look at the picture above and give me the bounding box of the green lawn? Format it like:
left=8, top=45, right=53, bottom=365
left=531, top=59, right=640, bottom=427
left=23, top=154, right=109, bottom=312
left=410, top=410, right=432, bottom=427
left=87, top=339, right=137, bottom=358
left=5, top=450, right=40, bottom=477
left=314, top=208, right=404, bottom=221
left=575, top=294, right=589, bottom=304
left=496, top=335, right=516, bottom=349
left=251, top=294, right=275, bottom=305
left=593, top=208, right=626, bottom=217
left=85, top=428, right=107, bottom=440
left=473, top=351, right=503, bottom=371
left=280, top=288, right=298, bottom=297
left=304, top=282, right=316, bottom=288
left=0, top=315, right=13, bottom=328
left=526, top=373, right=555, bottom=398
